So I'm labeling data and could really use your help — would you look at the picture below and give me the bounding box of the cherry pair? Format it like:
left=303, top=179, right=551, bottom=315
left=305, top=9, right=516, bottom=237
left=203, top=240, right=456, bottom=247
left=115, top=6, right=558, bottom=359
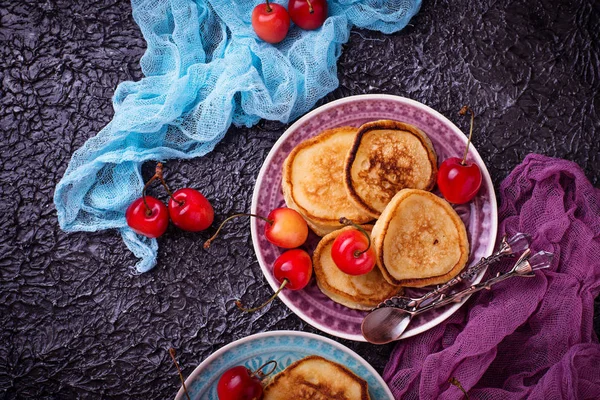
left=204, top=207, right=312, bottom=312
left=252, top=0, right=328, bottom=44
left=125, top=163, right=214, bottom=238
left=236, top=209, right=312, bottom=312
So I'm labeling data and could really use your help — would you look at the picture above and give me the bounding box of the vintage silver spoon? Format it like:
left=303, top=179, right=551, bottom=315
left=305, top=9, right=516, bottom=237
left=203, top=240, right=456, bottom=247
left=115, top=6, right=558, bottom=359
left=375, top=233, right=531, bottom=313
left=361, top=249, right=553, bottom=344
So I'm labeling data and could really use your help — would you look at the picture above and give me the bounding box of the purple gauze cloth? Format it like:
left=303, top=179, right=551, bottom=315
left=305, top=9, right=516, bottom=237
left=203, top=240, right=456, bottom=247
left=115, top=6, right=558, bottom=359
left=383, top=154, right=600, bottom=399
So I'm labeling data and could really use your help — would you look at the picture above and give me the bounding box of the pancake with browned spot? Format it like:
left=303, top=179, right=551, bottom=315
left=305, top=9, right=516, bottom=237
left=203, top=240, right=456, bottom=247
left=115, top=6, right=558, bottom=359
left=344, top=120, right=437, bottom=219
left=263, top=355, right=370, bottom=400
left=371, top=189, right=469, bottom=287
left=282, top=126, right=372, bottom=236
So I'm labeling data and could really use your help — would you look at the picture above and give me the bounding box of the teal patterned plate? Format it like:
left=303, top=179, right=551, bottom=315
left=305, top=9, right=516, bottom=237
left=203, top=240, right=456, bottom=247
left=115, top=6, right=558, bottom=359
left=174, top=331, right=393, bottom=399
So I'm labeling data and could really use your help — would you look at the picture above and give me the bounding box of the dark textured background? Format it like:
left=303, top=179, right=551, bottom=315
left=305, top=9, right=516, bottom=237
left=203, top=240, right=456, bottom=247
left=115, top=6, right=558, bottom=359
left=1, top=0, right=599, bottom=398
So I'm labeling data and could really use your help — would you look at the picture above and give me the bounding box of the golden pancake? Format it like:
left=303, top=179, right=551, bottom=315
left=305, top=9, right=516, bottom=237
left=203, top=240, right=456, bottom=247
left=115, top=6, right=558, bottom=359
left=282, top=126, right=372, bottom=236
left=313, top=226, right=402, bottom=310
left=263, top=355, right=370, bottom=400
left=344, top=120, right=437, bottom=219
left=371, top=189, right=469, bottom=287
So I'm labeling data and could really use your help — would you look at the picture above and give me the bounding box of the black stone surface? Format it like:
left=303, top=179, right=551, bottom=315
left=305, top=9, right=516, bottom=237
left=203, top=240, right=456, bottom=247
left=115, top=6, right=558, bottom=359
left=1, top=0, right=599, bottom=398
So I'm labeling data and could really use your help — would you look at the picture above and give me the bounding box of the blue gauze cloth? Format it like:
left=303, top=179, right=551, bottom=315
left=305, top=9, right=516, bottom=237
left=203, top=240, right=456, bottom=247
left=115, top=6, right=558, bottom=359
left=54, top=0, right=422, bottom=273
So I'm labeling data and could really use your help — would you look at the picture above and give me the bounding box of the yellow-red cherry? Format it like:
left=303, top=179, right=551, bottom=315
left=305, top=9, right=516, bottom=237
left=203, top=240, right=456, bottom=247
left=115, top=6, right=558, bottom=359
left=289, top=0, right=328, bottom=30
left=264, top=208, right=308, bottom=248
left=252, top=1, right=290, bottom=44
left=203, top=208, right=308, bottom=251
left=125, top=196, right=169, bottom=238
left=331, top=229, right=376, bottom=275
left=217, top=366, right=263, bottom=400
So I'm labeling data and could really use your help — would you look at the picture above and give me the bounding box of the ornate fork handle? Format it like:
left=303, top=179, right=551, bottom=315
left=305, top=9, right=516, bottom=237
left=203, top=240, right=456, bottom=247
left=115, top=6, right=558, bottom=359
left=458, top=232, right=529, bottom=282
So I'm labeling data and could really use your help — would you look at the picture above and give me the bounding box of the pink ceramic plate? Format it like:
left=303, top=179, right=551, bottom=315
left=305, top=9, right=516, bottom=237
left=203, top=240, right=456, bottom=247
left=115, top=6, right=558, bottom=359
left=251, top=94, right=498, bottom=342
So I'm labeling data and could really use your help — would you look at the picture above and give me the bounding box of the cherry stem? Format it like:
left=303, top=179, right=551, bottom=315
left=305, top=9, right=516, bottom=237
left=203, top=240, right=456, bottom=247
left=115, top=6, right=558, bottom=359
left=306, top=0, right=314, bottom=13
left=459, top=105, right=475, bottom=166
left=141, top=162, right=182, bottom=213
left=169, top=348, right=191, bottom=400
left=250, top=360, right=278, bottom=380
left=204, top=213, right=273, bottom=249
left=142, top=175, right=156, bottom=216
left=339, top=217, right=371, bottom=258
left=154, top=162, right=181, bottom=204
left=235, top=279, right=288, bottom=312
left=448, top=377, right=469, bottom=399
left=265, top=0, right=272, bottom=13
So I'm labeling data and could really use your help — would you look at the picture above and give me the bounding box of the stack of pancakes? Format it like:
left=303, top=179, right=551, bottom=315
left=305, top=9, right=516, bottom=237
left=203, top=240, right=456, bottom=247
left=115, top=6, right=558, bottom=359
left=282, top=120, right=470, bottom=310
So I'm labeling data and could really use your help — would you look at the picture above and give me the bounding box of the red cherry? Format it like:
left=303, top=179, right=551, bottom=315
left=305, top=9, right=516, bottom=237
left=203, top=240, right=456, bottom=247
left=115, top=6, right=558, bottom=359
left=437, top=157, right=482, bottom=204
left=252, top=1, right=290, bottom=44
left=217, top=366, right=263, bottom=400
left=288, top=0, right=328, bottom=30
left=125, top=196, right=169, bottom=238
left=168, top=188, right=214, bottom=232
left=237, top=249, right=313, bottom=312
left=437, top=105, right=483, bottom=204
left=273, top=248, right=313, bottom=290
left=331, top=228, right=376, bottom=275
left=264, top=208, right=308, bottom=248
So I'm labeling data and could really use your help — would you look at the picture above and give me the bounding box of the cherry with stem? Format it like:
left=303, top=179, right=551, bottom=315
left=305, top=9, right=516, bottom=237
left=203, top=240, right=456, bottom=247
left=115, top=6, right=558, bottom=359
left=217, top=360, right=278, bottom=400
left=236, top=249, right=313, bottom=313
left=126, top=161, right=214, bottom=237
left=125, top=163, right=171, bottom=238
left=168, top=186, right=214, bottom=232
left=339, top=217, right=372, bottom=258
left=204, top=208, right=308, bottom=249
left=436, top=105, right=483, bottom=205
left=149, top=162, right=214, bottom=232
left=289, top=0, right=328, bottom=30
left=330, top=217, right=376, bottom=275
left=252, top=0, right=291, bottom=44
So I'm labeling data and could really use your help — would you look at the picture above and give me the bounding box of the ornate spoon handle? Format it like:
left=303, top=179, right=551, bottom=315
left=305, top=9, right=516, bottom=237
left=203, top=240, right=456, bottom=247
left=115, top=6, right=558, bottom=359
left=415, top=271, right=523, bottom=314
left=411, top=248, right=553, bottom=316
